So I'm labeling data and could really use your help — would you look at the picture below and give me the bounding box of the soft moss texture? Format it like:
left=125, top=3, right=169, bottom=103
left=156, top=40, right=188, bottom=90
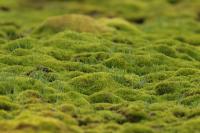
left=0, top=0, right=200, bottom=132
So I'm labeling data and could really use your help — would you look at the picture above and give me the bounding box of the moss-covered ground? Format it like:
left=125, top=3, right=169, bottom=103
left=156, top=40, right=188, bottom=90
left=0, top=0, right=200, bottom=132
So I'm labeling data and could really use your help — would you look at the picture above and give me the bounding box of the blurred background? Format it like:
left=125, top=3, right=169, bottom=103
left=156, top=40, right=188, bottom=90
left=0, top=0, right=200, bottom=43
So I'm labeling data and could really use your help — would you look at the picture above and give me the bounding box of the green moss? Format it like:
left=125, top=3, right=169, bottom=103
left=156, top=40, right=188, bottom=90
left=12, top=48, right=31, bottom=56
left=155, top=81, right=177, bottom=95
left=176, top=34, right=200, bottom=46
left=181, top=95, right=200, bottom=106
left=177, top=118, right=200, bottom=133
left=0, top=110, right=12, bottom=119
left=64, top=62, right=98, bottom=73
left=114, top=89, right=142, bottom=101
left=5, top=38, right=34, bottom=52
left=89, top=92, right=122, bottom=104
left=93, top=103, right=114, bottom=111
left=17, top=90, right=42, bottom=104
left=17, top=0, right=48, bottom=8
left=167, top=0, right=182, bottom=4
left=76, top=113, right=103, bottom=127
left=97, top=110, right=126, bottom=123
left=183, top=88, right=200, bottom=97
left=72, top=52, right=110, bottom=64
left=58, top=104, right=76, bottom=114
left=39, top=111, right=78, bottom=125
left=143, top=71, right=172, bottom=83
left=28, top=69, right=58, bottom=83
left=118, top=104, right=147, bottom=123
left=1, top=26, right=20, bottom=40
left=34, top=14, right=111, bottom=35
left=136, top=54, right=165, bottom=67
left=46, top=91, right=90, bottom=107
left=0, top=55, right=22, bottom=65
left=155, top=45, right=177, bottom=57
left=187, top=108, right=200, bottom=119
left=101, top=18, right=142, bottom=34
left=0, top=81, right=17, bottom=95
left=68, top=72, right=116, bottom=95
left=103, top=54, right=129, bottom=69
left=48, top=49, right=71, bottom=61
left=0, top=0, right=200, bottom=132
left=176, top=46, right=200, bottom=61
left=0, top=96, right=18, bottom=111
left=176, top=68, right=199, bottom=76
left=172, top=106, right=187, bottom=118
left=49, top=80, right=71, bottom=93
left=14, top=114, right=82, bottom=133
left=120, top=124, right=153, bottom=133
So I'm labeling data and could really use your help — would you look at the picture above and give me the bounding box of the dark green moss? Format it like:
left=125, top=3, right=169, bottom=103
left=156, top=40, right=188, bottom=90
left=155, top=45, right=177, bottom=57
left=155, top=81, right=177, bottom=95
left=117, top=104, right=147, bottom=123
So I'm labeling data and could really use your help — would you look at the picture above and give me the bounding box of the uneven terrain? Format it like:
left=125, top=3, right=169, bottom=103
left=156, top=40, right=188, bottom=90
left=0, top=0, right=200, bottom=132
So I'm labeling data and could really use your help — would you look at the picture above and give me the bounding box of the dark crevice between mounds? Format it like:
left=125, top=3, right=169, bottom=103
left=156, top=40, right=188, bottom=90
left=26, top=66, right=56, bottom=83
left=0, top=6, right=10, bottom=12
left=109, top=105, right=146, bottom=123
left=112, top=38, right=133, bottom=45
left=78, top=119, right=88, bottom=126
left=77, top=118, right=99, bottom=127
left=36, top=65, right=53, bottom=73
left=127, top=17, right=146, bottom=25
left=196, top=11, right=200, bottom=22
left=65, top=0, right=86, bottom=3
left=175, top=36, right=188, bottom=44
left=85, top=10, right=103, bottom=17
left=167, top=0, right=182, bottom=5
left=173, top=111, right=186, bottom=118
left=8, top=33, right=24, bottom=40
left=15, top=123, right=38, bottom=130
left=187, top=111, right=200, bottom=119
left=26, top=66, right=53, bottom=76
left=123, top=113, right=146, bottom=123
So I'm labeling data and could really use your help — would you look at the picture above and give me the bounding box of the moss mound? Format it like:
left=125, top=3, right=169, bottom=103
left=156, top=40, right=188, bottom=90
left=68, top=72, right=118, bottom=95
left=35, top=14, right=111, bottom=35
left=89, top=92, right=122, bottom=104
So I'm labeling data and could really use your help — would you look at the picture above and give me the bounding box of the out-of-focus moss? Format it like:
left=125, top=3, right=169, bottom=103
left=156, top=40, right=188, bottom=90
left=34, top=14, right=112, bottom=35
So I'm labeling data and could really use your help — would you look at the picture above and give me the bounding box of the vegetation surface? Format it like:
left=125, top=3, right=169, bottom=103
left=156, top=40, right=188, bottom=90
left=0, top=0, right=200, bottom=132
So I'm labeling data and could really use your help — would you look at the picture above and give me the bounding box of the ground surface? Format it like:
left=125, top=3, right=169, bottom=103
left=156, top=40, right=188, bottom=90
left=0, top=0, right=200, bottom=133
